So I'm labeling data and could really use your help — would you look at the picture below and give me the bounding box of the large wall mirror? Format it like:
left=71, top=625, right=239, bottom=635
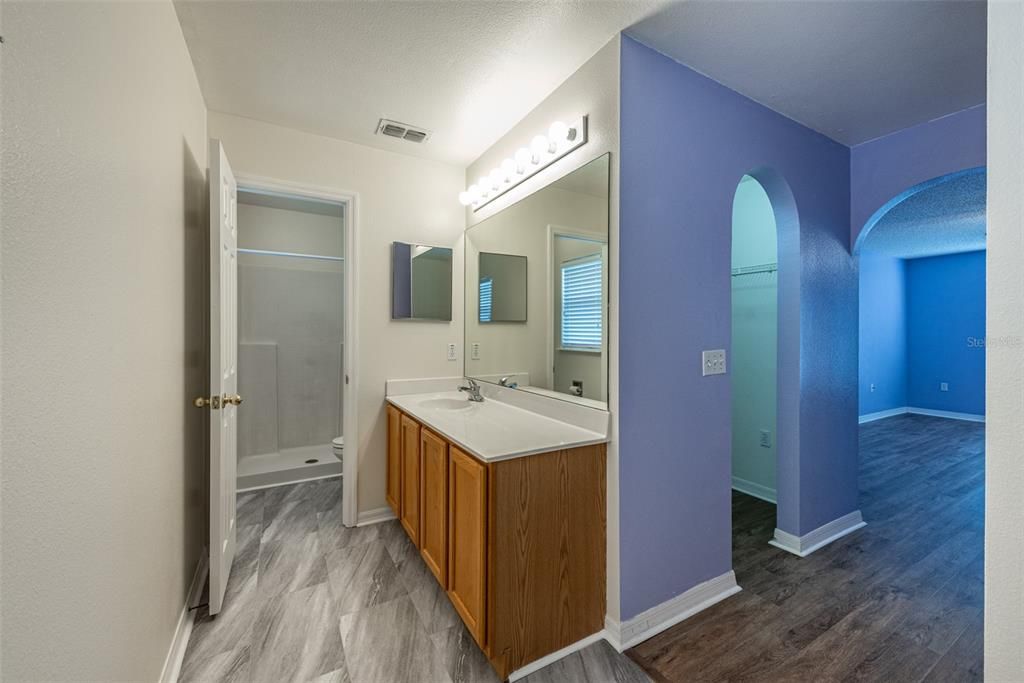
left=392, top=242, right=453, bottom=321
left=465, top=153, right=610, bottom=408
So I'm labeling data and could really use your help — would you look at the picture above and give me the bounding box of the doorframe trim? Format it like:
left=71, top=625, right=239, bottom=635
left=234, top=173, right=360, bottom=528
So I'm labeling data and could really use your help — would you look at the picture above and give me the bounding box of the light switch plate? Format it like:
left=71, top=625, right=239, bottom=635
left=471, top=342, right=481, bottom=360
left=702, top=349, right=727, bottom=376
left=447, top=343, right=457, bottom=361
left=940, top=382, right=949, bottom=392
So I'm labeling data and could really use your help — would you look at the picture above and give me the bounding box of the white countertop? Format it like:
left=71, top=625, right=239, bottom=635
left=386, top=390, right=608, bottom=462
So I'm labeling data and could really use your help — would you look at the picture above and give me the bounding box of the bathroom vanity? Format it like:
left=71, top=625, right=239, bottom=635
left=385, top=390, right=607, bottom=679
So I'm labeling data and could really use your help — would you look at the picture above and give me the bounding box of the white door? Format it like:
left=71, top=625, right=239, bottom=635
left=207, top=139, right=239, bottom=616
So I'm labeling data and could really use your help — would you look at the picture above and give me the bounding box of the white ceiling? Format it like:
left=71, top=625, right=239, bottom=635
left=174, top=0, right=670, bottom=167
left=860, top=170, right=986, bottom=259
left=627, top=0, right=987, bottom=146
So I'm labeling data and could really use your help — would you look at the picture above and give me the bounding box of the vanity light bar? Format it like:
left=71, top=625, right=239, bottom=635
left=459, top=115, right=588, bottom=211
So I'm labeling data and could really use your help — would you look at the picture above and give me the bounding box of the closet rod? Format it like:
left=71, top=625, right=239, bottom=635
left=238, top=247, right=344, bottom=263
left=733, top=264, right=778, bottom=276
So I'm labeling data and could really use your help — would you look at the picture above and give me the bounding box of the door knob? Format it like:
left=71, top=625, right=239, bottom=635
left=223, top=394, right=243, bottom=406
left=193, top=395, right=221, bottom=409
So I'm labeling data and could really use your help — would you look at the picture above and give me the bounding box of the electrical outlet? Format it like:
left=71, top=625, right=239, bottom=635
left=940, top=382, right=949, bottom=392
left=760, top=430, right=772, bottom=448
left=471, top=342, right=481, bottom=360
left=446, top=343, right=457, bottom=361
left=870, top=383, right=876, bottom=393
left=702, top=349, right=727, bottom=376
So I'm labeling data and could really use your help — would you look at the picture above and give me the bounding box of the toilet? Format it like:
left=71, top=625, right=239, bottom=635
left=331, top=436, right=344, bottom=463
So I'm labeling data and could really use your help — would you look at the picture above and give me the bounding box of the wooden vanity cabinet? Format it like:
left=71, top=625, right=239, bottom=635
left=448, top=445, right=488, bottom=646
left=385, top=405, right=402, bottom=515
left=386, top=405, right=606, bottom=680
left=419, top=428, right=449, bottom=586
left=399, top=414, right=421, bottom=545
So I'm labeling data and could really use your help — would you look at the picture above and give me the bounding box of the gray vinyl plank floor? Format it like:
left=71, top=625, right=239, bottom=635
left=179, top=477, right=647, bottom=682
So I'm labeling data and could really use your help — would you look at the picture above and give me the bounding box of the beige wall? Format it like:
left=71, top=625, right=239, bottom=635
left=1, top=1, right=209, bottom=679
left=208, top=112, right=465, bottom=517
left=985, top=0, right=1024, bottom=677
left=465, top=35, right=622, bottom=619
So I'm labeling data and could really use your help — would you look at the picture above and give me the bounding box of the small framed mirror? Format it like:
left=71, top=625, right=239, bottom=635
left=478, top=252, right=527, bottom=323
left=391, top=242, right=453, bottom=321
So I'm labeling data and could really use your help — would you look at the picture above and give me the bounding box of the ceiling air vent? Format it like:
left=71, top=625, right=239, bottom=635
left=376, top=118, right=430, bottom=144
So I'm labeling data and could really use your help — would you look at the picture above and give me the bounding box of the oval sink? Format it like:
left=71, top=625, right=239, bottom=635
left=420, top=397, right=476, bottom=412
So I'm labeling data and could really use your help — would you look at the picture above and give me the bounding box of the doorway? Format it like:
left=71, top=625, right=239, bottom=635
left=730, top=175, right=779, bottom=508
left=235, top=175, right=359, bottom=528
left=234, top=188, right=346, bottom=490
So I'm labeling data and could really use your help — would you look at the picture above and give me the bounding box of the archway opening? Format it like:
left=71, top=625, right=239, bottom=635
left=856, top=166, right=986, bottom=666
left=730, top=174, right=780, bottom=549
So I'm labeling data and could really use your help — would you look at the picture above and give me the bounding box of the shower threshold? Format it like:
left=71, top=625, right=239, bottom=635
left=237, top=443, right=342, bottom=491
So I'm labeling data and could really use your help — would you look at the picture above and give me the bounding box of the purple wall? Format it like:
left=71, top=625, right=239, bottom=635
left=851, top=106, right=986, bottom=248
left=619, top=36, right=857, bottom=619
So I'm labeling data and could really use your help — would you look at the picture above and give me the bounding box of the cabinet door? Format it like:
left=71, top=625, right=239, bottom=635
left=400, top=415, right=421, bottom=545
left=448, top=446, right=488, bottom=647
left=419, top=429, right=448, bottom=586
left=386, top=405, right=402, bottom=515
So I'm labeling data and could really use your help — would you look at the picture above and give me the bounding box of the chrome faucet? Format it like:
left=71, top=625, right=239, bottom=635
left=499, top=376, right=518, bottom=389
left=458, top=378, right=484, bottom=402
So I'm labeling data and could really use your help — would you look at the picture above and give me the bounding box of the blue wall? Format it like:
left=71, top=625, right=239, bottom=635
left=907, top=251, right=986, bottom=415
left=858, top=250, right=985, bottom=418
left=859, top=254, right=908, bottom=414
left=619, top=36, right=856, bottom=620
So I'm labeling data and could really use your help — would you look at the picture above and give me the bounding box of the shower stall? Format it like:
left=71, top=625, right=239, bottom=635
left=235, top=189, right=345, bottom=490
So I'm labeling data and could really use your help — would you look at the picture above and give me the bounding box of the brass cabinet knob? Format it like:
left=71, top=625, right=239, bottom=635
left=224, top=394, right=243, bottom=406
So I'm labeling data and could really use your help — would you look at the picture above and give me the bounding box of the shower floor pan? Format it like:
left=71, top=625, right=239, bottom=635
left=237, top=443, right=341, bottom=491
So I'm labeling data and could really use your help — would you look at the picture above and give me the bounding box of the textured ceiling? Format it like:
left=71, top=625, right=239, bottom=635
left=627, top=0, right=986, bottom=145
left=860, top=170, right=986, bottom=259
left=174, top=0, right=670, bottom=166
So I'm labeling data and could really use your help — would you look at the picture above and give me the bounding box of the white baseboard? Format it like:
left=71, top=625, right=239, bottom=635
left=507, top=630, right=609, bottom=681
left=858, top=406, right=909, bottom=423
left=770, top=509, right=866, bottom=558
left=731, top=476, right=777, bottom=503
left=603, top=570, right=740, bottom=652
left=159, top=553, right=208, bottom=683
left=356, top=506, right=397, bottom=527
left=907, top=406, right=985, bottom=422
left=859, top=406, right=985, bottom=424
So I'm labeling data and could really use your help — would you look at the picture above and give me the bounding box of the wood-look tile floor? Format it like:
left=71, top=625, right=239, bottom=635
left=627, top=414, right=985, bottom=683
left=179, top=477, right=650, bottom=682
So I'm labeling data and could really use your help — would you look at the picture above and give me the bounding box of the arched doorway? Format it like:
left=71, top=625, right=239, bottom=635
left=730, top=175, right=778, bottom=504
left=728, top=167, right=805, bottom=559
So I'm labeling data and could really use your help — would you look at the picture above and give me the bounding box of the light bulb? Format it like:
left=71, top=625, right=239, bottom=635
left=548, top=121, right=568, bottom=150
left=458, top=191, right=472, bottom=206
left=530, top=135, right=549, bottom=162
left=489, top=168, right=504, bottom=189
left=514, top=147, right=531, bottom=173
left=467, top=184, right=480, bottom=202
left=501, top=158, right=516, bottom=180
left=477, top=177, right=490, bottom=196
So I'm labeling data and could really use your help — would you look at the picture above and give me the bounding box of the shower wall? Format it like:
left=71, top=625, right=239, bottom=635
left=236, top=197, right=344, bottom=460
